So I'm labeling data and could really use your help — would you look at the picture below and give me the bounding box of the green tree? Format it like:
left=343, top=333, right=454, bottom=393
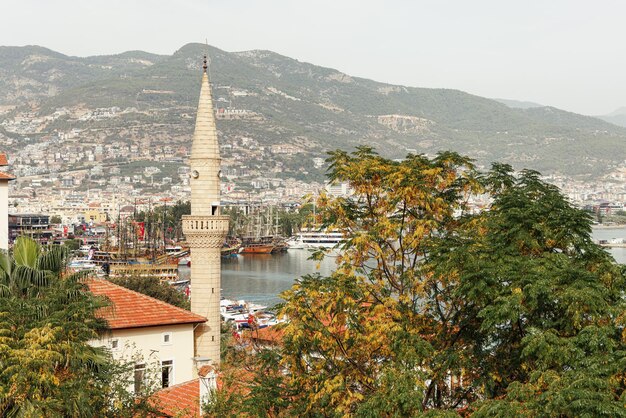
left=110, top=275, right=190, bottom=310
left=464, top=166, right=626, bottom=416
left=278, top=203, right=314, bottom=237
left=218, top=148, right=626, bottom=416
left=0, top=237, right=154, bottom=417
left=63, top=238, right=81, bottom=252
left=135, top=200, right=190, bottom=244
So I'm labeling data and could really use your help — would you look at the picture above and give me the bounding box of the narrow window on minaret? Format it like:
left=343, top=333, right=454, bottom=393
left=212, top=205, right=218, bottom=215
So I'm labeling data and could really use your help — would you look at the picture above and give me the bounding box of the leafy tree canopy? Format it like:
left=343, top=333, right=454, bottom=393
left=110, top=275, right=190, bottom=310
left=0, top=237, right=154, bottom=417
left=215, top=148, right=626, bottom=417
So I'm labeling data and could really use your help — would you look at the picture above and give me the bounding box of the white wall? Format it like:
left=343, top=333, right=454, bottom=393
left=0, top=181, right=8, bottom=251
left=92, top=323, right=196, bottom=391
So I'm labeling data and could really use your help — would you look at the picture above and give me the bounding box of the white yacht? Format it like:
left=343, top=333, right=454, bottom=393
left=220, top=299, right=267, bottom=322
left=287, top=228, right=346, bottom=249
left=68, top=259, right=98, bottom=271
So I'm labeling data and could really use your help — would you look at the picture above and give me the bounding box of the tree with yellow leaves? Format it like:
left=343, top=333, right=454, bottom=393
left=218, top=148, right=626, bottom=417
left=0, top=237, right=155, bottom=417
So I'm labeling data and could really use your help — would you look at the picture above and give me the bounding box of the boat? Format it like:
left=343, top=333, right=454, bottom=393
left=287, top=228, right=346, bottom=249
left=269, top=236, right=289, bottom=253
left=234, top=205, right=286, bottom=254
left=109, top=263, right=179, bottom=281
left=242, top=311, right=281, bottom=329
left=220, top=298, right=283, bottom=329
left=220, top=298, right=267, bottom=323
left=239, top=236, right=274, bottom=254
left=239, top=243, right=274, bottom=254
left=68, top=259, right=98, bottom=271
left=221, top=245, right=240, bottom=258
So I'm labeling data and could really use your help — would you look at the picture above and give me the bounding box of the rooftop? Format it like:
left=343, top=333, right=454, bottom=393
left=151, top=369, right=248, bottom=417
left=87, top=279, right=206, bottom=330
left=0, top=171, right=15, bottom=181
left=152, top=379, right=200, bottom=418
left=246, top=325, right=285, bottom=345
left=0, top=153, right=7, bottom=166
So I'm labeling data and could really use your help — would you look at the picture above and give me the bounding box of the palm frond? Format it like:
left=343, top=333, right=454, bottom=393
left=12, top=237, right=40, bottom=268
left=11, top=265, right=50, bottom=291
left=38, top=245, right=68, bottom=274
left=0, top=251, right=11, bottom=277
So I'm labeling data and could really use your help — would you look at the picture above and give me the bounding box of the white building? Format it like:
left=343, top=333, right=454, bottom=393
left=0, top=153, right=15, bottom=251
left=325, top=181, right=354, bottom=198
left=88, top=279, right=206, bottom=392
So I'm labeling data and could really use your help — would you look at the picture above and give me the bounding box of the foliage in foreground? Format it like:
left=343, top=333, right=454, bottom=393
left=110, top=275, right=191, bottom=310
left=214, top=148, right=626, bottom=417
left=0, top=237, right=154, bottom=417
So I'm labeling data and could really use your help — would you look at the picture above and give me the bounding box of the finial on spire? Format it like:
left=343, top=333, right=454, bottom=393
left=203, top=55, right=208, bottom=73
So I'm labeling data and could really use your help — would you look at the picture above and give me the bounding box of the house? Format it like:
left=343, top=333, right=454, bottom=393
left=0, top=153, right=15, bottom=250
left=88, top=279, right=207, bottom=392
left=87, top=279, right=225, bottom=417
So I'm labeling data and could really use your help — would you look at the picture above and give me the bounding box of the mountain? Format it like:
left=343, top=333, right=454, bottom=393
left=1, top=43, right=625, bottom=179
left=597, top=107, right=626, bottom=128
left=0, top=45, right=166, bottom=104
left=494, top=98, right=544, bottom=109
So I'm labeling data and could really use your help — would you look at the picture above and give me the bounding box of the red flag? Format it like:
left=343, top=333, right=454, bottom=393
left=137, top=222, right=145, bottom=240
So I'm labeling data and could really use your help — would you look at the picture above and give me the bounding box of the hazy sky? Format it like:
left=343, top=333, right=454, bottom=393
left=2, top=0, right=624, bottom=115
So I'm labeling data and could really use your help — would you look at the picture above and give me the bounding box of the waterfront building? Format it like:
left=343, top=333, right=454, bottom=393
left=182, top=56, right=229, bottom=368
left=8, top=213, right=52, bottom=244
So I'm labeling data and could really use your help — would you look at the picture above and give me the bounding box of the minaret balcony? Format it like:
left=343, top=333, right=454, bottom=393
left=182, top=215, right=229, bottom=233
left=182, top=215, right=229, bottom=248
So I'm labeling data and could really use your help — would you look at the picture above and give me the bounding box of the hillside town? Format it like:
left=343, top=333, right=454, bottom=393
left=1, top=105, right=625, bottom=228
left=1, top=106, right=325, bottom=206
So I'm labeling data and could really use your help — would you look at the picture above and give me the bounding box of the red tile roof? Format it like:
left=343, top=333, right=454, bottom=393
left=198, top=365, right=216, bottom=378
left=0, top=171, right=15, bottom=181
left=87, top=279, right=206, bottom=330
left=152, top=370, right=255, bottom=417
left=153, top=379, right=200, bottom=418
left=0, top=153, right=7, bottom=166
left=246, top=326, right=285, bottom=345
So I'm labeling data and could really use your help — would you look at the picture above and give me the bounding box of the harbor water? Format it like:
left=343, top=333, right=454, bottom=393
left=592, top=226, right=626, bottom=265
left=179, top=249, right=337, bottom=306
left=180, top=227, right=626, bottom=307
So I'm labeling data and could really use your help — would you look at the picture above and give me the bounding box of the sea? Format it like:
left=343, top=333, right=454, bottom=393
left=180, top=227, right=626, bottom=307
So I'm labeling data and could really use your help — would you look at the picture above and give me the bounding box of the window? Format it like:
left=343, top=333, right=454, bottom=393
left=162, top=332, right=172, bottom=345
left=134, top=364, right=146, bottom=393
left=110, top=338, right=119, bottom=350
left=161, top=360, right=174, bottom=388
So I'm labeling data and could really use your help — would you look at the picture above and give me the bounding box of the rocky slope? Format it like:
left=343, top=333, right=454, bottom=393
left=1, top=43, right=625, bottom=178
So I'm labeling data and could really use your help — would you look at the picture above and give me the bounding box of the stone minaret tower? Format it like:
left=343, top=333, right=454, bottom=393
left=183, top=56, right=229, bottom=366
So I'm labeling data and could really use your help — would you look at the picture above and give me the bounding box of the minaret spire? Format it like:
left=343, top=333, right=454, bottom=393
left=183, top=55, right=229, bottom=369
left=190, top=54, right=220, bottom=212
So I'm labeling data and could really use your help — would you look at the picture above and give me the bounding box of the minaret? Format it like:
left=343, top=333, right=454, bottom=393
left=182, top=56, right=229, bottom=366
